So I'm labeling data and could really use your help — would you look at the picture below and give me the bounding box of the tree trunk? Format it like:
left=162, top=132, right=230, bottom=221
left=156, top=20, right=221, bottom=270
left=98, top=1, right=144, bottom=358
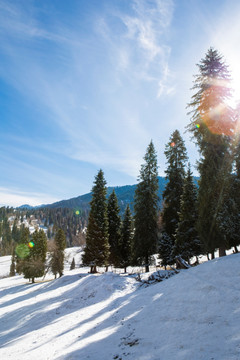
left=32, top=277, right=35, bottom=283
left=234, top=246, right=238, bottom=253
left=145, top=264, right=149, bottom=273
left=105, top=266, right=108, bottom=272
left=207, top=254, right=210, bottom=261
left=219, top=246, right=226, bottom=257
left=211, top=252, right=215, bottom=260
left=124, top=267, right=127, bottom=273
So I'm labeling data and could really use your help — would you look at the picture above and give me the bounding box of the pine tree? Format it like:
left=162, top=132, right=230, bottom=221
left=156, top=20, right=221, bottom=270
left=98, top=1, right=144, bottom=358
left=21, top=229, right=47, bottom=283
left=218, top=141, right=240, bottom=252
left=50, top=229, right=66, bottom=278
left=9, top=249, right=16, bottom=276
left=158, top=232, right=172, bottom=269
left=82, top=169, right=110, bottom=273
left=160, top=130, right=187, bottom=265
left=173, top=165, right=202, bottom=263
left=70, top=257, right=76, bottom=270
left=119, top=205, right=133, bottom=272
left=107, top=190, right=121, bottom=267
left=133, top=141, right=159, bottom=272
left=187, top=48, right=234, bottom=257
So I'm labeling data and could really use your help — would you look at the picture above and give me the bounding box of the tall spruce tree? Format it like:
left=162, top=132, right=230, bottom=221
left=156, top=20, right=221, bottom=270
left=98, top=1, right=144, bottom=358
left=82, top=169, right=110, bottom=273
left=173, top=164, right=202, bottom=263
left=133, top=140, right=159, bottom=272
left=187, top=47, right=234, bottom=257
left=50, top=229, right=66, bottom=278
left=159, top=130, right=187, bottom=265
left=107, top=190, right=121, bottom=267
left=119, top=205, right=133, bottom=272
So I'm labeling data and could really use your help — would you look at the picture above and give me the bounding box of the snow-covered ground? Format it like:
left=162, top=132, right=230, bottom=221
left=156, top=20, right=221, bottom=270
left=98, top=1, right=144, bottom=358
left=1, top=250, right=240, bottom=359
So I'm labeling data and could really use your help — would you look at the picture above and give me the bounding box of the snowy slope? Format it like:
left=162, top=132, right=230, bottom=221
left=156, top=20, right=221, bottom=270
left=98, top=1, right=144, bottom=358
left=1, top=253, right=240, bottom=359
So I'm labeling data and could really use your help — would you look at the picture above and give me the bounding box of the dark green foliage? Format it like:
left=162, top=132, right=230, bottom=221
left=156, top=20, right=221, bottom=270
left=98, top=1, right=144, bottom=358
left=187, top=48, right=234, bottom=256
left=119, top=205, right=133, bottom=272
left=160, top=130, right=187, bottom=265
left=82, top=169, right=110, bottom=273
left=12, top=220, right=20, bottom=243
left=9, top=249, right=16, bottom=277
left=133, top=141, right=159, bottom=272
left=173, top=165, right=202, bottom=262
left=107, top=190, right=121, bottom=267
left=217, top=142, right=240, bottom=251
left=20, top=230, right=47, bottom=283
left=50, top=229, right=66, bottom=278
left=0, top=218, right=13, bottom=256
left=158, top=232, right=173, bottom=268
left=16, top=227, right=30, bottom=274
left=70, top=257, right=75, bottom=270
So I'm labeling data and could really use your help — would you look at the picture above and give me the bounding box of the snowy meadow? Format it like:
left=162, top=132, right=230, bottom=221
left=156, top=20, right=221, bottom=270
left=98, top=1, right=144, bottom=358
left=1, top=248, right=240, bottom=359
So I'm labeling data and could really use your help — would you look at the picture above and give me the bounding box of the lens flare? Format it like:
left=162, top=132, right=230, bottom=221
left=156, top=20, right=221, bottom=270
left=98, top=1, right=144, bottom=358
left=15, top=244, right=30, bottom=258
left=28, top=241, right=35, bottom=248
left=198, top=78, right=234, bottom=137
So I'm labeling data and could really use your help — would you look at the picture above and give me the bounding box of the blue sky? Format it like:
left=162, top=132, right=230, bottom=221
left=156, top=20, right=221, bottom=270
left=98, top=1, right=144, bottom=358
left=1, top=0, right=240, bottom=207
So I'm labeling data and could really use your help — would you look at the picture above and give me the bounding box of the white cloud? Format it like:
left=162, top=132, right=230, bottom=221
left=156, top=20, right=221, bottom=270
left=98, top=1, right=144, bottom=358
left=0, top=187, right=59, bottom=207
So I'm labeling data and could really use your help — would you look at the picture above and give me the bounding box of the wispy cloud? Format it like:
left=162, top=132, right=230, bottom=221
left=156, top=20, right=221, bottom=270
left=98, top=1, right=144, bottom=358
left=0, top=0, right=174, bottom=184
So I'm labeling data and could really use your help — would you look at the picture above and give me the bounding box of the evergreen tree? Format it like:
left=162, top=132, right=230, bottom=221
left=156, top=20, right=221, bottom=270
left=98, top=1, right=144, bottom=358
left=107, top=190, right=121, bottom=267
left=50, top=229, right=66, bottom=278
left=173, top=165, right=202, bottom=263
left=21, top=229, right=47, bottom=283
left=133, top=141, right=159, bottom=272
left=218, top=141, right=240, bottom=252
left=82, top=169, right=110, bottom=273
left=16, top=227, right=30, bottom=274
left=12, top=219, right=20, bottom=244
left=119, top=205, right=133, bottom=272
left=1, top=218, right=12, bottom=255
left=158, top=232, right=172, bottom=269
left=187, top=47, right=234, bottom=257
left=70, top=257, right=76, bottom=270
left=9, top=248, right=16, bottom=276
left=160, top=130, right=187, bottom=265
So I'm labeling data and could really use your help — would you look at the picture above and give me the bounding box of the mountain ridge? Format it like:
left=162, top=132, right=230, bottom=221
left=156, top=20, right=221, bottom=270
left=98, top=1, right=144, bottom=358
left=18, top=176, right=199, bottom=213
